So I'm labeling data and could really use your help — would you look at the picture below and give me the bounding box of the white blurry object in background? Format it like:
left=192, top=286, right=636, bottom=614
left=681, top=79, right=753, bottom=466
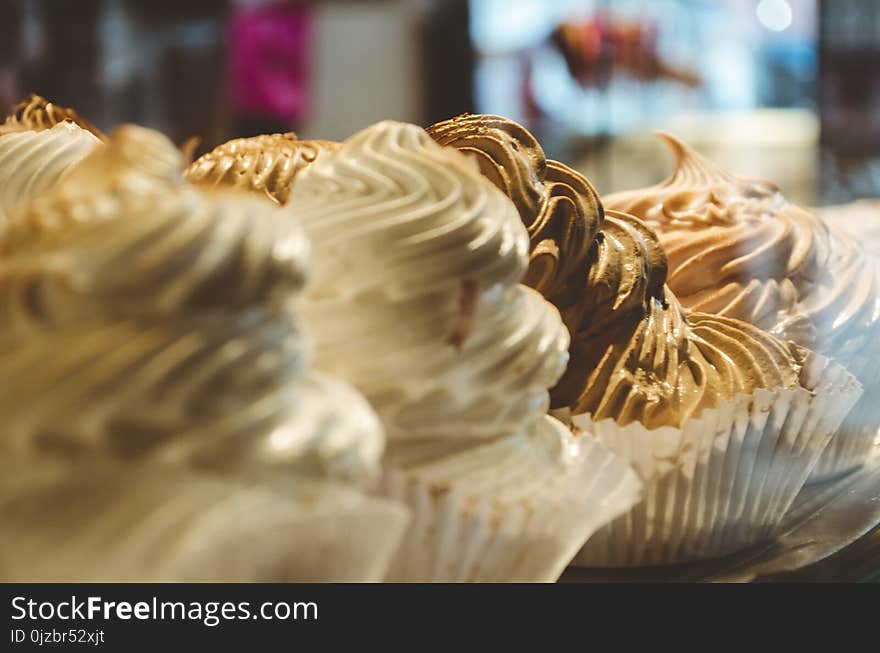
left=299, top=0, right=426, bottom=141
left=757, top=0, right=794, bottom=33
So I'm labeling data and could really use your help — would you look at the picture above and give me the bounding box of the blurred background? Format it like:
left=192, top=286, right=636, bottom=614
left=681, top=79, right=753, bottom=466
left=1, top=0, right=877, bottom=205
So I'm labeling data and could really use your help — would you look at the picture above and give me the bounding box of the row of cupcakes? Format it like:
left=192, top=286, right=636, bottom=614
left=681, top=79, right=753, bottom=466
left=0, top=95, right=869, bottom=578
left=0, top=96, right=639, bottom=581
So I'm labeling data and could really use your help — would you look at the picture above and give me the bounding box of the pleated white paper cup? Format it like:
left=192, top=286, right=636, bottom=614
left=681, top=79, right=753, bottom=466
left=809, top=403, right=880, bottom=483
left=0, top=461, right=410, bottom=582
left=571, top=352, right=861, bottom=567
left=379, top=415, right=642, bottom=582
left=808, top=356, right=880, bottom=483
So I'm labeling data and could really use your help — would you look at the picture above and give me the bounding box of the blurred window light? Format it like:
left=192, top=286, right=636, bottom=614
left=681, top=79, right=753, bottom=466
left=757, top=0, right=793, bottom=32
left=469, top=0, right=594, bottom=52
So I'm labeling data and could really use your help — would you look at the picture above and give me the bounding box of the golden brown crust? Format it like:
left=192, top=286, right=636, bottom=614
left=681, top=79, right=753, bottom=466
left=1, top=94, right=105, bottom=140
left=428, top=114, right=600, bottom=322
left=561, top=211, right=803, bottom=428
left=185, top=133, right=340, bottom=205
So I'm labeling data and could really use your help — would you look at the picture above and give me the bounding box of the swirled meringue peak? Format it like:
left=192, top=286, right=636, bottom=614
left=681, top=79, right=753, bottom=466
left=428, top=114, right=809, bottom=428
left=604, top=133, right=880, bottom=370
left=186, top=133, right=340, bottom=205
left=0, top=125, right=309, bottom=333
left=604, top=134, right=818, bottom=333
left=428, top=114, right=600, bottom=304
left=553, top=210, right=806, bottom=430
left=0, top=122, right=102, bottom=225
left=0, top=124, right=384, bottom=488
left=289, top=120, right=570, bottom=441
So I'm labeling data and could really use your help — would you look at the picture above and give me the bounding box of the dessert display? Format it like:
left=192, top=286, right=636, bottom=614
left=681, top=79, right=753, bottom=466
left=186, top=133, right=339, bottom=205
left=428, top=114, right=861, bottom=565
left=287, top=120, right=641, bottom=580
left=0, top=122, right=409, bottom=581
left=605, top=134, right=880, bottom=482
left=0, top=88, right=876, bottom=579
left=0, top=95, right=104, bottom=225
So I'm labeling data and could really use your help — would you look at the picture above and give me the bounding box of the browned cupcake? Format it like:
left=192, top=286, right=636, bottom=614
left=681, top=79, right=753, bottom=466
left=428, top=113, right=808, bottom=428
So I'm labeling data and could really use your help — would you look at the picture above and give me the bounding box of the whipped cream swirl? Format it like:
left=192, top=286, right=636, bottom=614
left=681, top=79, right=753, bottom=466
left=604, top=133, right=880, bottom=374
left=568, top=211, right=805, bottom=429
left=0, top=122, right=101, bottom=225
left=428, top=114, right=600, bottom=304
left=0, top=125, right=383, bottom=486
left=289, top=120, right=570, bottom=440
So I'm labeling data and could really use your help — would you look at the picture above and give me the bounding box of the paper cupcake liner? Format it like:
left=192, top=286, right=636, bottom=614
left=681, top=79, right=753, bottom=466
left=808, top=359, right=880, bottom=483
left=808, top=412, right=880, bottom=483
left=808, top=345, right=880, bottom=482
left=571, top=352, right=860, bottom=567
left=0, top=461, right=410, bottom=582
left=379, top=416, right=642, bottom=582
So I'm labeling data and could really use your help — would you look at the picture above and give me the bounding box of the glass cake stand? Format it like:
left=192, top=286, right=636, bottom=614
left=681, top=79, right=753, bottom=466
left=561, top=445, right=880, bottom=583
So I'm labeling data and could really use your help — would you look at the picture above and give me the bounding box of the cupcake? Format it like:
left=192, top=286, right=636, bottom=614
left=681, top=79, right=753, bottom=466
left=427, top=114, right=861, bottom=565
left=0, top=125, right=409, bottom=581
left=186, top=133, right=339, bottom=205
left=287, top=120, right=642, bottom=581
left=605, top=134, right=880, bottom=482
left=0, top=95, right=104, bottom=224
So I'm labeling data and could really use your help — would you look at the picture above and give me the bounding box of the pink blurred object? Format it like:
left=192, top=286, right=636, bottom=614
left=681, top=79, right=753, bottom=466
left=229, top=1, right=313, bottom=124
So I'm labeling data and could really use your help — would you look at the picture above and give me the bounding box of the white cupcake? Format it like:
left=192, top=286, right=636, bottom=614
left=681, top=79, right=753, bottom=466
left=288, top=121, right=642, bottom=581
left=0, top=125, right=408, bottom=582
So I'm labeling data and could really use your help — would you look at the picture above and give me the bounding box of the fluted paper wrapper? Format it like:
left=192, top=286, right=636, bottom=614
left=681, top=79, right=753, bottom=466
left=809, top=355, right=880, bottom=483
left=380, top=416, right=642, bottom=582
left=0, top=462, right=410, bottom=582
left=809, top=403, right=880, bottom=483
left=571, top=353, right=860, bottom=567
